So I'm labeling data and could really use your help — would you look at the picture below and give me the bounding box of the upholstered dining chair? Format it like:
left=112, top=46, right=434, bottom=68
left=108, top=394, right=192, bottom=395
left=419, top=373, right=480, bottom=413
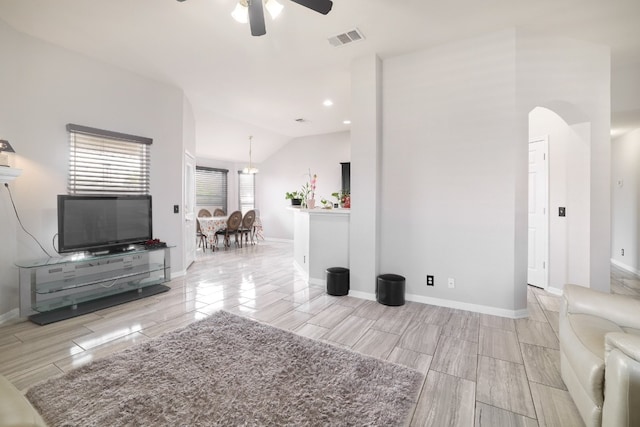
left=213, top=208, right=226, bottom=216
left=239, top=210, right=256, bottom=247
left=215, top=210, right=242, bottom=248
left=198, top=209, right=212, bottom=217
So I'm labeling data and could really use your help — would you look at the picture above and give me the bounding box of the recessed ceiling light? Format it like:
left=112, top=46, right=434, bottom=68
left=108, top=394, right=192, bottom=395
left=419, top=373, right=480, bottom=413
left=323, top=99, right=333, bottom=107
left=343, top=120, right=351, bottom=125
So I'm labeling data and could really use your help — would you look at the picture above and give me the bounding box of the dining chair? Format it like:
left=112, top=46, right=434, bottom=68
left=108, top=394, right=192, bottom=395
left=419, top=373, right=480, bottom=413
left=215, top=210, right=242, bottom=248
left=196, top=219, right=207, bottom=249
left=239, top=210, right=256, bottom=246
left=196, top=209, right=211, bottom=249
left=213, top=208, right=226, bottom=216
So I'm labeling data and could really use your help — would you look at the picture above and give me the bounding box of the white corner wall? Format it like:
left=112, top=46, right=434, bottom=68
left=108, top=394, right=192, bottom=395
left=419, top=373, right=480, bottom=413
left=0, top=20, right=189, bottom=320
left=257, top=132, right=350, bottom=240
left=611, top=128, right=640, bottom=274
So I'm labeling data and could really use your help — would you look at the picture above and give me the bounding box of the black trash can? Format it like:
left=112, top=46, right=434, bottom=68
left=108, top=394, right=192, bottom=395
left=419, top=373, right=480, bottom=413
left=376, top=274, right=406, bottom=306
left=326, top=267, right=349, bottom=296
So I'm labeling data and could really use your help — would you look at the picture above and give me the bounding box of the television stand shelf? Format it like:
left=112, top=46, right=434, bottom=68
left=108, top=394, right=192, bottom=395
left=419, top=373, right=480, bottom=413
left=17, top=245, right=172, bottom=325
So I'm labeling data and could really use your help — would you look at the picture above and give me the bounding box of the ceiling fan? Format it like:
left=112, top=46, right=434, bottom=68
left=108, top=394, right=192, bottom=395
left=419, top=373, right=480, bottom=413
left=177, top=0, right=333, bottom=37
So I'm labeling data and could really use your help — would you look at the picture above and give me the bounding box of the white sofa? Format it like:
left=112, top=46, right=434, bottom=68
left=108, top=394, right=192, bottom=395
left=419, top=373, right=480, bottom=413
left=559, top=284, right=640, bottom=427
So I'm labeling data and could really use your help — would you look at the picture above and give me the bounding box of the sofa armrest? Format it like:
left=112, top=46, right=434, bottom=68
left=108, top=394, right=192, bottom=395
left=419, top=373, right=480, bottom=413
left=605, top=332, right=640, bottom=362
left=563, top=284, right=640, bottom=330
left=602, top=333, right=640, bottom=427
left=0, top=375, right=47, bottom=427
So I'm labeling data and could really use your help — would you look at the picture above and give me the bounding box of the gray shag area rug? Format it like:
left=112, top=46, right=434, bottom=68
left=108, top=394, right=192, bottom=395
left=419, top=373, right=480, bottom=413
left=27, top=311, right=423, bottom=426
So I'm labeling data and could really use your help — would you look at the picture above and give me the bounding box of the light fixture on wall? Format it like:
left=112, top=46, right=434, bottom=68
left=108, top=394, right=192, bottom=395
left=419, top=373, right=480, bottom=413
left=242, top=136, right=259, bottom=174
left=0, top=139, right=16, bottom=167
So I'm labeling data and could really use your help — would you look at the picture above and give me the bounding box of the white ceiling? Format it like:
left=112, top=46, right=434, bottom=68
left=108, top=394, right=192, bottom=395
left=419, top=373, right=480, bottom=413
left=1, top=0, right=639, bottom=161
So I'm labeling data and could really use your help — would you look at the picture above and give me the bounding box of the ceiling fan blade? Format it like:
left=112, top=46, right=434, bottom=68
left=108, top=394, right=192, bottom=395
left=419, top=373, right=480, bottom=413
left=248, top=0, right=266, bottom=36
left=289, top=0, right=333, bottom=15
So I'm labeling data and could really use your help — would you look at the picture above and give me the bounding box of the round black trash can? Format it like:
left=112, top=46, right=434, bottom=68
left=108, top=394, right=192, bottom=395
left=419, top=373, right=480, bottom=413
left=326, top=267, right=349, bottom=296
left=376, top=274, right=406, bottom=306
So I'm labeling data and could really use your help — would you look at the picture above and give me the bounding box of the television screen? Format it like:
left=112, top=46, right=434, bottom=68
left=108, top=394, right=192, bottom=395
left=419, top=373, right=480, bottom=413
left=57, top=195, right=152, bottom=253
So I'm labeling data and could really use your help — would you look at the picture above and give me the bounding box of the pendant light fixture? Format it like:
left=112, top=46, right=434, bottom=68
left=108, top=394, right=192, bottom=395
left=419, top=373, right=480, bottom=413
left=242, top=136, right=259, bottom=174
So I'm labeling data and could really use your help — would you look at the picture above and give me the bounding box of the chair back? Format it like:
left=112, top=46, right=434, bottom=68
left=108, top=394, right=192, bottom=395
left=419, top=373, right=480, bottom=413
left=198, top=209, right=212, bottom=217
left=226, top=211, right=243, bottom=231
left=213, top=208, right=226, bottom=216
left=242, top=210, right=256, bottom=229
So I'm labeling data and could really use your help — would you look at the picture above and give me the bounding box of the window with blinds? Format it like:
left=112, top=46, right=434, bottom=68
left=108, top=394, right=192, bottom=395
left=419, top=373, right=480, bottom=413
left=196, top=167, right=228, bottom=213
left=66, top=124, right=152, bottom=195
left=238, top=172, right=255, bottom=215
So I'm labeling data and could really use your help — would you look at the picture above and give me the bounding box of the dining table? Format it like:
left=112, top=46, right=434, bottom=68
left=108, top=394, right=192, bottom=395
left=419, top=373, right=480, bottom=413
left=198, top=216, right=228, bottom=249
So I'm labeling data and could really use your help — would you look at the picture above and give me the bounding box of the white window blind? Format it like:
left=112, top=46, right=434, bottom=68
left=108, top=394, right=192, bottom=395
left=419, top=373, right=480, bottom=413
left=196, top=167, right=228, bottom=212
left=238, top=172, right=255, bottom=215
left=67, top=124, right=152, bottom=195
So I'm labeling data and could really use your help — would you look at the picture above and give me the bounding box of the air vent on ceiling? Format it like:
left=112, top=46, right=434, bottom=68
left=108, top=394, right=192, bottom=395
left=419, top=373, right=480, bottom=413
left=328, top=28, right=365, bottom=47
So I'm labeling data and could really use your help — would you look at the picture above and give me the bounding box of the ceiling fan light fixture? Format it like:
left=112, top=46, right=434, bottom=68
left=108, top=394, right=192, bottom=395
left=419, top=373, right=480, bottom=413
left=265, top=0, right=284, bottom=20
left=231, top=1, right=249, bottom=24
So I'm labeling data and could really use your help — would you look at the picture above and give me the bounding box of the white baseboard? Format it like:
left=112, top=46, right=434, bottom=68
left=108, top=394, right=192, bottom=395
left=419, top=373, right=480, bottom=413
left=263, top=237, right=293, bottom=243
left=611, top=258, right=640, bottom=276
left=293, top=261, right=309, bottom=282
left=309, top=278, right=325, bottom=287
left=0, top=308, right=20, bottom=325
left=346, top=290, right=528, bottom=319
left=171, top=270, right=187, bottom=279
left=546, top=286, right=563, bottom=296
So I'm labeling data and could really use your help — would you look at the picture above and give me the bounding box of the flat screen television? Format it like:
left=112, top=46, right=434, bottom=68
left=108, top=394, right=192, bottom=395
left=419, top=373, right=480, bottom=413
left=57, top=195, right=153, bottom=254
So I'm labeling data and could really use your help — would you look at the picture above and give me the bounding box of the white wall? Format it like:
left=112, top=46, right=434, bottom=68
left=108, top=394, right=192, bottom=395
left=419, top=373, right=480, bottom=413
left=257, top=132, right=350, bottom=240
left=611, top=128, right=640, bottom=274
left=380, top=30, right=522, bottom=312
left=0, top=20, right=189, bottom=320
left=529, top=107, right=591, bottom=290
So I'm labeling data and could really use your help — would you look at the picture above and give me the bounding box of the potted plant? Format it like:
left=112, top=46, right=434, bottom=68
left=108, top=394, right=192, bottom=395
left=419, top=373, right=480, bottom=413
left=331, top=190, right=351, bottom=208
left=285, top=191, right=303, bottom=206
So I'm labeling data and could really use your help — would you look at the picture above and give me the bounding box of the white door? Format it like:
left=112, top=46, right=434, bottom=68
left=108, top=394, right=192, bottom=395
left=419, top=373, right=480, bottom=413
left=184, top=151, right=196, bottom=269
left=528, top=138, right=549, bottom=288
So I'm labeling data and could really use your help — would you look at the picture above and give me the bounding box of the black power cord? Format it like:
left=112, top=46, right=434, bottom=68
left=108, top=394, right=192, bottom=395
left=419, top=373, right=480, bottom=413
left=4, top=182, right=53, bottom=258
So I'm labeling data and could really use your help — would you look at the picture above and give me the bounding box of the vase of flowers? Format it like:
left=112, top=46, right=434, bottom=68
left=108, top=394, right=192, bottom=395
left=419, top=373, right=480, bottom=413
left=307, top=173, right=317, bottom=209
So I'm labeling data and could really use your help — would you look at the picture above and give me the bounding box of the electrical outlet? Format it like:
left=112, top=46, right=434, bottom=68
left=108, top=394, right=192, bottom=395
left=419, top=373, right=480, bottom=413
left=173, top=205, right=179, bottom=213
left=426, top=275, right=434, bottom=286
left=622, top=248, right=625, bottom=256
left=448, top=278, right=455, bottom=288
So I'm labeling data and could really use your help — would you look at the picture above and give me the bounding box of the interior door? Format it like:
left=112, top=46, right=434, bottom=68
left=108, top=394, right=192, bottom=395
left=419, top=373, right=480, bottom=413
left=528, top=138, right=549, bottom=288
left=184, top=151, right=196, bottom=269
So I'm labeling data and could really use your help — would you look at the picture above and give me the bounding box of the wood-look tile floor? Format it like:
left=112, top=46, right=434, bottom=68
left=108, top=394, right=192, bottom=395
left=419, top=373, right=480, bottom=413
left=2, top=241, right=637, bottom=426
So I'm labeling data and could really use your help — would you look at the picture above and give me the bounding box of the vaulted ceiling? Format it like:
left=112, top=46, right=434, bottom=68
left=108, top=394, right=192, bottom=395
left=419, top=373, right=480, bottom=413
left=1, top=0, right=639, bottom=162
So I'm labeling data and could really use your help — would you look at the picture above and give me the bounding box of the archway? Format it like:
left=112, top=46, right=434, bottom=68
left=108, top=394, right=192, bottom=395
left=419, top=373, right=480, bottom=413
left=528, top=104, right=591, bottom=293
